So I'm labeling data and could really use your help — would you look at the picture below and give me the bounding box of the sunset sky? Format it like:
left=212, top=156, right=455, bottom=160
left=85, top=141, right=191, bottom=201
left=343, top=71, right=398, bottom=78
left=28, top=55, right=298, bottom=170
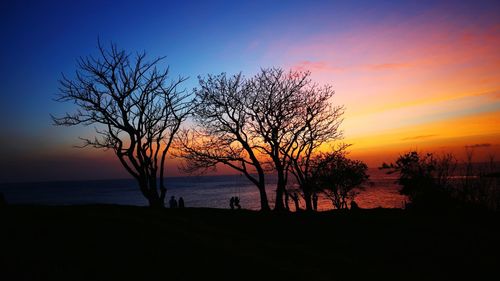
left=1, top=0, right=499, bottom=182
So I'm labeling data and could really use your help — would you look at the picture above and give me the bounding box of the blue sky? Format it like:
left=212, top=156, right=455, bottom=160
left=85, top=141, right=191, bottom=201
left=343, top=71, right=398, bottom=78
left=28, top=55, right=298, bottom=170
left=1, top=0, right=499, bottom=182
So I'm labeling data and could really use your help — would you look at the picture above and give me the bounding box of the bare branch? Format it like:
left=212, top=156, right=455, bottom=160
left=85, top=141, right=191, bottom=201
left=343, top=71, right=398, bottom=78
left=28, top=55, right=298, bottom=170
left=52, top=41, right=191, bottom=208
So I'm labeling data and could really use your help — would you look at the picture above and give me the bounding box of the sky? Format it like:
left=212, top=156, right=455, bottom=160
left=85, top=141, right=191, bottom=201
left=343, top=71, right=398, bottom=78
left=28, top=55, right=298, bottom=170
left=1, top=0, right=499, bottom=182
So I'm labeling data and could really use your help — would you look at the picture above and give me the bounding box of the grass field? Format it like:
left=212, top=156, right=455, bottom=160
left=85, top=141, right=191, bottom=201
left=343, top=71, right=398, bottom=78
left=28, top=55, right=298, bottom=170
left=1, top=205, right=499, bottom=280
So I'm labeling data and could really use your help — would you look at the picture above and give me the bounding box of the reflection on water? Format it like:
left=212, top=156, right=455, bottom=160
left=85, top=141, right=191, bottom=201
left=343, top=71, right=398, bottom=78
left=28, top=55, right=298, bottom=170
left=0, top=169, right=407, bottom=210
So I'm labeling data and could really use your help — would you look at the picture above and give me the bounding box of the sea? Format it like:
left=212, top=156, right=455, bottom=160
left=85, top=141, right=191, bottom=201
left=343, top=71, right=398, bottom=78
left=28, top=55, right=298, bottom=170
left=0, top=168, right=406, bottom=210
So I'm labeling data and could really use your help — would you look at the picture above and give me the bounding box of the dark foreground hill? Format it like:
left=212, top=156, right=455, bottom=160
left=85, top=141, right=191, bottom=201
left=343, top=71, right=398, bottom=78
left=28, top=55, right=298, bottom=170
left=1, top=205, right=499, bottom=281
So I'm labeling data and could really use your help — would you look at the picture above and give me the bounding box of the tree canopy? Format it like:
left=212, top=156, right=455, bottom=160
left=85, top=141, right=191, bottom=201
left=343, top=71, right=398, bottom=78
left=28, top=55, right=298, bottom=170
left=179, top=68, right=344, bottom=211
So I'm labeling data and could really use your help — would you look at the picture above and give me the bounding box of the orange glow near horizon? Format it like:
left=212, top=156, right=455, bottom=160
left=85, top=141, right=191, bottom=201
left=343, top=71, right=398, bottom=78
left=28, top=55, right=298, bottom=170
left=346, top=111, right=500, bottom=166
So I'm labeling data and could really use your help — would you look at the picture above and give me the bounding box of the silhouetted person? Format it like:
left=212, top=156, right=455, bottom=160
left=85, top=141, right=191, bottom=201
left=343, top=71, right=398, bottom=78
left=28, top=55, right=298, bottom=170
left=312, top=192, right=318, bottom=211
left=0, top=192, right=6, bottom=208
left=291, top=193, right=300, bottom=212
left=234, top=196, right=241, bottom=209
left=169, top=196, right=178, bottom=208
left=178, top=197, right=185, bottom=208
left=350, top=200, right=360, bottom=211
left=229, top=197, right=235, bottom=210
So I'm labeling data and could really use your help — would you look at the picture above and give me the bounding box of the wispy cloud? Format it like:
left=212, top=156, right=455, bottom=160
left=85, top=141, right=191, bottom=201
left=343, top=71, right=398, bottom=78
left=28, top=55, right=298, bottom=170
left=465, top=143, right=492, bottom=148
left=402, top=134, right=437, bottom=141
left=213, top=4, right=500, bottom=164
left=291, top=60, right=412, bottom=73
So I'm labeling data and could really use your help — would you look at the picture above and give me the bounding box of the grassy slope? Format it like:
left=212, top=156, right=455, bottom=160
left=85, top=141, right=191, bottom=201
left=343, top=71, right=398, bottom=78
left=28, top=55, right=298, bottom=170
left=1, top=205, right=499, bottom=281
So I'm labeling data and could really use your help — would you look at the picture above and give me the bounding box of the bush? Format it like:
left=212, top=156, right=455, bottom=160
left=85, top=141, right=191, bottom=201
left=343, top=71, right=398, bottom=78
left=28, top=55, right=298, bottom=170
left=312, top=152, right=369, bottom=209
left=381, top=151, right=457, bottom=209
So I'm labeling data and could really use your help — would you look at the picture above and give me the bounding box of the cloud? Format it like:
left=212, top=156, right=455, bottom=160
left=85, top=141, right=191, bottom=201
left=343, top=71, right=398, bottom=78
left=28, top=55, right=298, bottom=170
left=401, top=134, right=437, bottom=141
left=291, top=60, right=413, bottom=74
left=465, top=143, right=492, bottom=148
left=279, top=9, right=500, bottom=77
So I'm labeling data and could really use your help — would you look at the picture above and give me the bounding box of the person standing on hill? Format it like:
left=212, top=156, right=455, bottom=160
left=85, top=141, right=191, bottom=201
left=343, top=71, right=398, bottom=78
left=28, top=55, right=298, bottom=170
left=178, top=197, right=185, bottom=208
left=234, top=196, right=241, bottom=209
left=169, top=196, right=178, bottom=208
left=229, top=197, right=235, bottom=210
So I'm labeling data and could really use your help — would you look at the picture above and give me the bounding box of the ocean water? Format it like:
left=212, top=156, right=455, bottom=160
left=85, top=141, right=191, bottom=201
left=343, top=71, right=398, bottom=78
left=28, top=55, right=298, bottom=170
left=0, top=169, right=406, bottom=210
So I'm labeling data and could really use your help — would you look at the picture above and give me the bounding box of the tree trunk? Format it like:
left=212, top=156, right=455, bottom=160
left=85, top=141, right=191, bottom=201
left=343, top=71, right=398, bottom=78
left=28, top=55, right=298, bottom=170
left=138, top=176, right=165, bottom=209
left=147, top=195, right=165, bottom=208
left=258, top=183, right=271, bottom=211
left=303, top=187, right=313, bottom=212
left=274, top=170, right=286, bottom=211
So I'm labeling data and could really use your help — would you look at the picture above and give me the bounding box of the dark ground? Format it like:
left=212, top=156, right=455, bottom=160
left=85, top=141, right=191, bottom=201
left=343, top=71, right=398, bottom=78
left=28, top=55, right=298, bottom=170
left=1, top=205, right=499, bottom=281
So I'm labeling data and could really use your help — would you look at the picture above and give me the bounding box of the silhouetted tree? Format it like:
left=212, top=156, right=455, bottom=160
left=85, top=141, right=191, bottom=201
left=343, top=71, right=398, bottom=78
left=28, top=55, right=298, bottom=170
left=178, top=73, right=271, bottom=211
left=180, top=68, right=344, bottom=211
left=284, top=80, right=345, bottom=211
left=246, top=68, right=312, bottom=211
left=247, top=68, right=344, bottom=211
left=52, top=42, right=191, bottom=208
left=381, top=151, right=457, bottom=209
left=311, top=152, right=369, bottom=209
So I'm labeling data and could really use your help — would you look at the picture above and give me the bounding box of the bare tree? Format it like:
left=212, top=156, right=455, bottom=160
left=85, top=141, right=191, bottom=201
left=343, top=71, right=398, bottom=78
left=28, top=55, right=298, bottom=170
left=52, top=42, right=191, bottom=208
left=249, top=68, right=344, bottom=211
left=286, top=83, right=345, bottom=211
left=178, top=73, right=271, bottom=211
left=247, top=68, right=309, bottom=211
left=180, top=68, right=344, bottom=211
